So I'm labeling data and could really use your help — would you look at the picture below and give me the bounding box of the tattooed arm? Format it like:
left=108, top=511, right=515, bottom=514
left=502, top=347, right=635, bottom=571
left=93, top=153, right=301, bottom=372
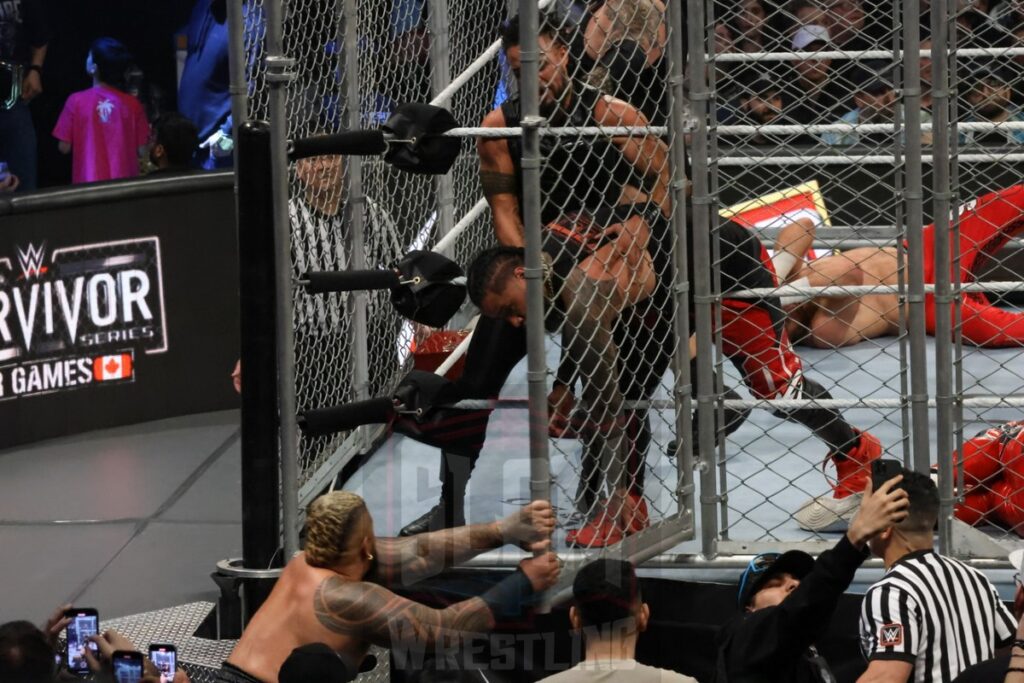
left=368, top=501, right=556, bottom=588
left=478, top=108, right=524, bottom=247
left=597, top=96, right=670, bottom=217
left=314, top=576, right=494, bottom=649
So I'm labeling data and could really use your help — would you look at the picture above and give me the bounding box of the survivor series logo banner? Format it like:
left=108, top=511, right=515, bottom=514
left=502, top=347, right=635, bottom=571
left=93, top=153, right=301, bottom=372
left=0, top=237, right=167, bottom=401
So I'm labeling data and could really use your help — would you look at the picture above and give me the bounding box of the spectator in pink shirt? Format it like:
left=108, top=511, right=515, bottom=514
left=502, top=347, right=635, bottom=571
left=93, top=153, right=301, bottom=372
left=52, top=38, right=150, bottom=184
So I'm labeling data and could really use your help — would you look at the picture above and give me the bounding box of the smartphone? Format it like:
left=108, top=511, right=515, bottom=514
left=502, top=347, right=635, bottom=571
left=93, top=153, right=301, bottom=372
left=148, top=643, right=177, bottom=683
left=63, top=607, right=99, bottom=677
left=111, top=650, right=145, bottom=683
left=871, top=459, right=904, bottom=492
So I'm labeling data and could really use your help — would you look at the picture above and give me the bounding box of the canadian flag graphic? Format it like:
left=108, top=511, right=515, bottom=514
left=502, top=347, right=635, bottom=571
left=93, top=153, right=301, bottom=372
left=93, top=354, right=134, bottom=381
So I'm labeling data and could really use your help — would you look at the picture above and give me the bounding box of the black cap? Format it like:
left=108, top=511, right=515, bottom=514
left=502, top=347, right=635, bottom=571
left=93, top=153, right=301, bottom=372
left=847, top=60, right=893, bottom=95
left=573, top=558, right=641, bottom=627
left=744, top=76, right=781, bottom=98
left=279, top=643, right=355, bottom=683
left=970, top=62, right=1014, bottom=86
left=737, top=550, right=815, bottom=609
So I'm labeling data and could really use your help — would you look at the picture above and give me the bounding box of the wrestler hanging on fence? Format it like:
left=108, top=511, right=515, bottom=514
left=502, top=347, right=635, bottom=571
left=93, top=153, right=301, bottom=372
left=388, top=14, right=887, bottom=545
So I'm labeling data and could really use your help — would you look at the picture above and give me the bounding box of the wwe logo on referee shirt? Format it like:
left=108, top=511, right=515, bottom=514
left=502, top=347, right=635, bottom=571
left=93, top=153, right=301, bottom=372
left=879, top=624, right=903, bottom=647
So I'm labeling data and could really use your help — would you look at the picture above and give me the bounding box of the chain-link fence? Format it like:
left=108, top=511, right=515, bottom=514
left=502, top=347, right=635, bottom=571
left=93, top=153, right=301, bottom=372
left=506, top=0, right=689, bottom=551
left=699, top=0, right=1024, bottom=556
left=236, top=0, right=1024, bottom=565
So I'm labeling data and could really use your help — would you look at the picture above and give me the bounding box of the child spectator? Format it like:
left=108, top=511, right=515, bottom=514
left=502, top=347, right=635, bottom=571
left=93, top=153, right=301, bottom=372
left=52, top=38, right=150, bottom=184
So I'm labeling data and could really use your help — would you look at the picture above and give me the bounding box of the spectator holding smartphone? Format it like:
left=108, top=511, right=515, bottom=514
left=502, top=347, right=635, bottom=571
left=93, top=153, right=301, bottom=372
left=52, top=38, right=149, bottom=184
left=82, top=628, right=189, bottom=683
left=716, top=474, right=909, bottom=682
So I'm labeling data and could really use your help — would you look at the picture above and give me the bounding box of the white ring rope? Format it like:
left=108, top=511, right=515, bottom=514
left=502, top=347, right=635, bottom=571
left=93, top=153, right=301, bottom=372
left=717, top=121, right=1024, bottom=135
left=718, top=153, right=1024, bottom=166
left=710, top=46, right=1024, bottom=62
left=724, top=280, right=1024, bottom=300
left=441, top=125, right=669, bottom=137
left=433, top=395, right=1024, bottom=411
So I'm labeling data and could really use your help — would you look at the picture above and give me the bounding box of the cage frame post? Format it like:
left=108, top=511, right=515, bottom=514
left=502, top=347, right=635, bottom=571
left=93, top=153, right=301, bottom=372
left=516, top=0, right=552, bottom=516
left=929, top=0, right=956, bottom=552
left=428, top=0, right=456, bottom=250
left=890, top=0, right=911, bottom=468
left=265, top=0, right=300, bottom=557
left=897, top=25, right=932, bottom=479
left=343, top=0, right=372, bottom=441
left=687, top=0, right=719, bottom=559
left=668, top=0, right=695, bottom=525
left=233, top=122, right=281, bottom=618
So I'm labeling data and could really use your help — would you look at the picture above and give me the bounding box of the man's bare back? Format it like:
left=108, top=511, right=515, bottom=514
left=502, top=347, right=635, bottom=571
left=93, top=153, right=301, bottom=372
left=785, top=246, right=902, bottom=347
left=227, top=555, right=370, bottom=683
left=222, top=496, right=559, bottom=683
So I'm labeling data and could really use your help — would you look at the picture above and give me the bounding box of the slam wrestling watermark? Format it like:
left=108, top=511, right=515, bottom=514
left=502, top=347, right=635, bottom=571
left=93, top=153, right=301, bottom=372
left=0, top=237, right=167, bottom=400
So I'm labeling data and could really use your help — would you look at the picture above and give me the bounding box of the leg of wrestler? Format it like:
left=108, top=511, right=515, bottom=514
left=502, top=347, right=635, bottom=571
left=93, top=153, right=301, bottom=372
left=612, top=301, right=669, bottom=532
left=994, top=423, right=1024, bottom=536
left=959, top=293, right=1024, bottom=347
left=951, top=424, right=1008, bottom=527
left=957, top=185, right=1024, bottom=282
left=561, top=272, right=636, bottom=547
left=719, top=298, right=882, bottom=532
left=722, top=221, right=879, bottom=490
left=398, top=316, right=527, bottom=536
left=924, top=186, right=1024, bottom=341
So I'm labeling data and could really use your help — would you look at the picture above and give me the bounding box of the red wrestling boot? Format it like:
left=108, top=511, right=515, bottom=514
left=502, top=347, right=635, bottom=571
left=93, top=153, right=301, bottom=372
left=621, top=491, right=650, bottom=534
left=565, top=506, right=624, bottom=548
left=566, top=490, right=649, bottom=547
left=795, top=430, right=882, bottom=532
left=832, top=430, right=882, bottom=499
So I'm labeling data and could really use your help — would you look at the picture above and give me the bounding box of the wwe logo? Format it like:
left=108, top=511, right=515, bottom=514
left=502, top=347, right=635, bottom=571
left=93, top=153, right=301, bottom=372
left=879, top=624, right=903, bottom=647
left=17, top=243, right=46, bottom=279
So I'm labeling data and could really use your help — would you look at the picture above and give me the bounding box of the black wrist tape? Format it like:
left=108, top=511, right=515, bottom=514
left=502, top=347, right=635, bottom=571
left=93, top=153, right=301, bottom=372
left=479, top=568, right=535, bottom=622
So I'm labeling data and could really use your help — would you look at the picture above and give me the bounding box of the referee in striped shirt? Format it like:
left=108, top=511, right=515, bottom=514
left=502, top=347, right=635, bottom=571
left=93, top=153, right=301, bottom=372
left=857, top=468, right=1016, bottom=682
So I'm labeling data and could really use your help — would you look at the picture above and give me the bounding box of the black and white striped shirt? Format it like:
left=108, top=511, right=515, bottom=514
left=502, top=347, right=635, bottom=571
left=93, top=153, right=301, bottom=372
left=859, top=549, right=1015, bottom=683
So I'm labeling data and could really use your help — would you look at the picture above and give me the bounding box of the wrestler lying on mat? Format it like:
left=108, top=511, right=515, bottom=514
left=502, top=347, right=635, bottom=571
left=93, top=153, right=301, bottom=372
left=775, top=184, right=1024, bottom=348
left=219, top=493, right=558, bottom=683
left=950, top=420, right=1024, bottom=536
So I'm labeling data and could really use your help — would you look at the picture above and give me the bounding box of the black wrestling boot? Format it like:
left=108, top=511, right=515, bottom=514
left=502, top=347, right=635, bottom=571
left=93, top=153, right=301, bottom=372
left=399, top=450, right=477, bottom=536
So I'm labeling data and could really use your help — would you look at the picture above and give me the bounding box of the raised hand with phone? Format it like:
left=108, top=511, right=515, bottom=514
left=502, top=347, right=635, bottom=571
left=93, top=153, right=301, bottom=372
left=846, top=461, right=911, bottom=549
left=62, top=607, right=99, bottom=677
left=75, top=627, right=189, bottom=683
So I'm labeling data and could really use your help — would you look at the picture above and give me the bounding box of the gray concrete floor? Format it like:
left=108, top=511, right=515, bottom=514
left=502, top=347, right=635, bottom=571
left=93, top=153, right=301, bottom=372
left=0, top=410, right=242, bottom=624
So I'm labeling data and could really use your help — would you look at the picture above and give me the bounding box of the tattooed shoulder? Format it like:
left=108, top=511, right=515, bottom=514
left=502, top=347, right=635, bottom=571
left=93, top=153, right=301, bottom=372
left=313, top=576, right=391, bottom=635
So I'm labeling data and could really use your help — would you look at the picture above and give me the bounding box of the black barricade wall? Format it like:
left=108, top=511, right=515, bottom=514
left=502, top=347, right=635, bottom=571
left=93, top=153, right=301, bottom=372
left=0, top=172, right=239, bottom=449
left=716, top=150, right=1024, bottom=227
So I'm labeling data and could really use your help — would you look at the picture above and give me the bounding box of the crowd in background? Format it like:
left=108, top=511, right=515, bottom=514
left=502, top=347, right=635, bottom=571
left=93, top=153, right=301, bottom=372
left=713, top=0, right=1024, bottom=147
left=0, top=0, right=243, bottom=193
